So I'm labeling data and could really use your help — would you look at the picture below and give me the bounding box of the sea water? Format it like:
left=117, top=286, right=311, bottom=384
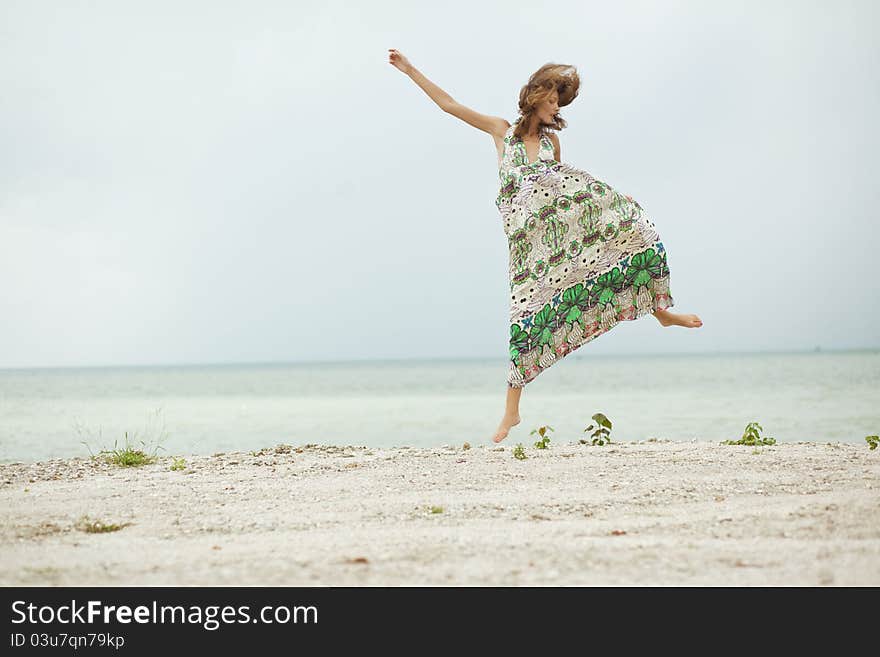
left=0, top=350, right=877, bottom=463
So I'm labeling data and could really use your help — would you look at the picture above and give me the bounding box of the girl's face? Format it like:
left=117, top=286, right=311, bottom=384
left=538, top=89, right=560, bottom=124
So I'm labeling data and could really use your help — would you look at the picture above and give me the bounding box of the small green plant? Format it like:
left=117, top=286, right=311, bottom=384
left=512, top=443, right=527, bottom=460
left=531, top=425, right=553, bottom=449
left=74, top=515, right=132, bottom=534
left=581, top=412, right=613, bottom=445
left=96, top=432, right=158, bottom=467
left=722, top=421, right=776, bottom=446
left=76, top=407, right=169, bottom=467
left=170, top=457, right=186, bottom=471
left=866, top=435, right=879, bottom=451
left=429, top=506, right=443, bottom=514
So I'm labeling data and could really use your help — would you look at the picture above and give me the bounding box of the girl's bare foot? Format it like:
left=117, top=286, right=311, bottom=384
left=653, top=308, right=703, bottom=328
left=492, top=413, right=521, bottom=443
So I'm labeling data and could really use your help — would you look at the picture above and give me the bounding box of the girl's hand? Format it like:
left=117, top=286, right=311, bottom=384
left=388, top=49, right=412, bottom=75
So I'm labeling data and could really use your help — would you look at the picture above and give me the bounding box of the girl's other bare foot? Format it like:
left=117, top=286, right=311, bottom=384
left=653, top=308, right=703, bottom=328
left=492, top=413, right=521, bottom=443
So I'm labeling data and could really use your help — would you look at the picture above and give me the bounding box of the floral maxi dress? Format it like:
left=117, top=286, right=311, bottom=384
left=496, top=117, right=674, bottom=388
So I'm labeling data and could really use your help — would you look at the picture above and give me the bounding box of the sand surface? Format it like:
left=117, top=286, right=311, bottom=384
left=1, top=439, right=878, bottom=586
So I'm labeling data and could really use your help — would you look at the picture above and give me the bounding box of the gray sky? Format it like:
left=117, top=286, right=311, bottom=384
left=2, top=0, right=878, bottom=369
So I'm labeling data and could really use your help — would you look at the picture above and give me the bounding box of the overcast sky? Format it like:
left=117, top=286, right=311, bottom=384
left=1, top=0, right=877, bottom=369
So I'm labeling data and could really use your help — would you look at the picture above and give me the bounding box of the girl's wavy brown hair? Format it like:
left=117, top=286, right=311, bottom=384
left=513, top=63, right=580, bottom=141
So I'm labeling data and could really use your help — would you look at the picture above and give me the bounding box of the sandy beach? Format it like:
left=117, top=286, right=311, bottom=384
left=1, top=439, right=878, bottom=586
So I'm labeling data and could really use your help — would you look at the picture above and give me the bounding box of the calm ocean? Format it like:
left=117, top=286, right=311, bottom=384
left=1, top=350, right=877, bottom=463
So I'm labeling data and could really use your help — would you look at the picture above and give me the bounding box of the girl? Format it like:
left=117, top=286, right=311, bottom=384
left=388, top=50, right=702, bottom=443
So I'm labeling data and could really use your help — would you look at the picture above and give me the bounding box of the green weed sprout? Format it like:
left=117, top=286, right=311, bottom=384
left=531, top=425, right=553, bottom=449
left=722, top=421, right=776, bottom=446
left=170, top=457, right=186, bottom=471
left=866, top=435, right=879, bottom=451
left=581, top=412, right=613, bottom=446
left=513, top=444, right=527, bottom=460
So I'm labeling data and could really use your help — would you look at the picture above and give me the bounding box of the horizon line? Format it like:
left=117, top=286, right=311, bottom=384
left=0, top=346, right=877, bottom=372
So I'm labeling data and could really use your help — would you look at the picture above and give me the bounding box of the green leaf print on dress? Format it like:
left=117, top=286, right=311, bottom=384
left=496, top=117, right=674, bottom=388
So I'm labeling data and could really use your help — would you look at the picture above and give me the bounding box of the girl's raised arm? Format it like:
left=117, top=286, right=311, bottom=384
left=388, top=49, right=508, bottom=137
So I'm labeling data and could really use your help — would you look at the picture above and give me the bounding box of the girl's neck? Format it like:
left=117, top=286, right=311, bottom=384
left=520, top=116, right=542, bottom=139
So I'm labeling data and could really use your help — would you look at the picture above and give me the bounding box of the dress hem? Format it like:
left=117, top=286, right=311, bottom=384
left=506, top=289, right=675, bottom=389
